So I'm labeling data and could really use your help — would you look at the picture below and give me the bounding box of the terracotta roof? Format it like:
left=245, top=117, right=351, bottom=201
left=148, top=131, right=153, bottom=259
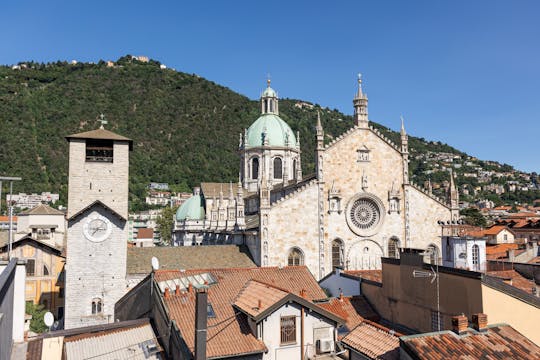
left=485, top=243, right=519, bottom=255
left=487, top=270, right=536, bottom=295
left=66, top=127, right=132, bottom=142
left=318, top=296, right=379, bottom=332
left=19, top=203, right=64, bottom=216
left=26, top=338, right=43, bottom=360
left=126, top=245, right=256, bottom=275
left=158, top=266, right=327, bottom=359
left=136, top=228, right=153, bottom=239
left=0, top=216, right=18, bottom=222
left=400, top=324, right=540, bottom=359
left=233, top=280, right=288, bottom=318
left=483, top=225, right=512, bottom=236
left=341, top=321, right=400, bottom=360
left=344, top=270, right=383, bottom=283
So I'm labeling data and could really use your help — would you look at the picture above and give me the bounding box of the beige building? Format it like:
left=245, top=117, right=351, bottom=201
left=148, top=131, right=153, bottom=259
left=358, top=250, right=540, bottom=345
left=175, top=78, right=459, bottom=279
left=15, top=204, right=66, bottom=248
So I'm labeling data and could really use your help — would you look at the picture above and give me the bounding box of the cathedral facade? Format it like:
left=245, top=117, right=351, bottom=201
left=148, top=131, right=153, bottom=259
left=173, top=78, right=459, bottom=279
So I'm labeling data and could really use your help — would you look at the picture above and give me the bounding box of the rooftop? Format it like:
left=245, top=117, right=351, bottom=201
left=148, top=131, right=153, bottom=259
left=341, top=321, right=400, bottom=360
left=126, top=245, right=256, bottom=275
left=400, top=324, right=540, bottom=359
left=19, top=203, right=64, bottom=216
left=344, top=269, right=383, bottom=283
left=317, top=296, right=379, bottom=333
left=155, top=266, right=327, bottom=358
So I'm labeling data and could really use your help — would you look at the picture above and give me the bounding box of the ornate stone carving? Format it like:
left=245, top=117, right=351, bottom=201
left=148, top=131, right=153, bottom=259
left=345, top=193, right=385, bottom=237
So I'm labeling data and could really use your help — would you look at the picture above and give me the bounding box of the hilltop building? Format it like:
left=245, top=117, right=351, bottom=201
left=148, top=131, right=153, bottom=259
left=174, top=78, right=459, bottom=279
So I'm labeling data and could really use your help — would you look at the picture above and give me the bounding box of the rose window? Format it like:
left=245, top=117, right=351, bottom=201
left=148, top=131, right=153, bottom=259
left=350, top=198, right=380, bottom=229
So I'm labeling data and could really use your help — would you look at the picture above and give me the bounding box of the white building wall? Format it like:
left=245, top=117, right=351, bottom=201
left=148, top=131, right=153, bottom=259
left=319, top=270, right=361, bottom=297
left=261, top=302, right=336, bottom=360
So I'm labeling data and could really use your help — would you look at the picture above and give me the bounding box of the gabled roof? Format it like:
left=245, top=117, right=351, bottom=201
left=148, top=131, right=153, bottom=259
left=155, top=266, right=327, bottom=359
left=0, top=235, right=63, bottom=256
left=484, top=225, right=514, bottom=236
left=67, top=200, right=126, bottom=221
left=400, top=324, right=540, bottom=359
left=317, top=296, right=379, bottom=332
left=342, top=321, right=400, bottom=360
left=19, top=203, right=64, bottom=216
left=232, top=280, right=344, bottom=324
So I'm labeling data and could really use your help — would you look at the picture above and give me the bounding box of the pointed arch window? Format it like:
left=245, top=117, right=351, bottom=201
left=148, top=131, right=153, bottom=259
left=273, top=157, right=283, bottom=179
left=91, top=298, right=103, bottom=315
left=426, top=245, right=439, bottom=265
left=388, top=238, right=400, bottom=259
left=332, top=239, right=344, bottom=269
left=251, top=157, right=259, bottom=180
left=288, top=247, right=304, bottom=266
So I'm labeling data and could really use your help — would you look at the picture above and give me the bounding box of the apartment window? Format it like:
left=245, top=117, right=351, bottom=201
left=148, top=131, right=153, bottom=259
left=431, top=310, right=443, bottom=332
left=280, top=315, right=296, bottom=344
left=91, top=298, right=103, bottom=315
left=26, top=259, right=35, bottom=276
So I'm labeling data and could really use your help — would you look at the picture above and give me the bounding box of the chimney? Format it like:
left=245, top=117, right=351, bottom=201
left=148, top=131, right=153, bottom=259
left=472, top=313, right=488, bottom=332
left=195, top=287, right=208, bottom=360
left=257, top=299, right=262, bottom=309
left=164, top=287, right=170, bottom=299
left=188, top=283, right=193, bottom=293
left=300, top=289, right=307, bottom=298
left=451, top=314, right=468, bottom=335
left=175, top=284, right=180, bottom=296
left=339, top=290, right=344, bottom=301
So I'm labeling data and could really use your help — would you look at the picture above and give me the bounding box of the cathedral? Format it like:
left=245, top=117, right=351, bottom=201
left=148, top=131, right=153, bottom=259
left=173, top=77, right=459, bottom=279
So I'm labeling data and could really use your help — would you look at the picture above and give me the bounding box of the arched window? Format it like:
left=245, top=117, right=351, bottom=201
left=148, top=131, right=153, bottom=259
left=251, top=157, right=259, bottom=180
left=332, top=239, right=344, bottom=269
left=388, top=238, right=400, bottom=259
left=472, top=244, right=480, bottom=270
left=426, top=245, right=439, bottom=265
left=43, top=264, right=50, bottom=276
left=91, top=298, right=103, bottom=315
left=292, top=159, right=297, bottom=179
left=288, top=247, right=304, bottom=266
left=273, top=157, right=283, bottom=179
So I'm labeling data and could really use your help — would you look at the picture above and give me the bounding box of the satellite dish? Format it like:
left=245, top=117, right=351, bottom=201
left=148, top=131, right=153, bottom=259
left=151, top=256, right=159, bottom=271
left=44, top=312, right=54, bottom=328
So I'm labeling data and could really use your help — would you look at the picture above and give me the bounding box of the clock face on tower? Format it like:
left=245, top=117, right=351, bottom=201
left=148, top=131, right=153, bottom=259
left=83, top=215, right=112, bottom=242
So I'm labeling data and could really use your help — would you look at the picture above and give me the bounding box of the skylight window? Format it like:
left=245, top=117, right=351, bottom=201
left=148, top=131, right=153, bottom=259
left=207, top=303, right=216, bottom=318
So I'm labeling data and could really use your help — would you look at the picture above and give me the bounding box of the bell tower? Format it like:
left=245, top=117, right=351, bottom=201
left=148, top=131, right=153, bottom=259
left=64, top=118, right=132, bottom=329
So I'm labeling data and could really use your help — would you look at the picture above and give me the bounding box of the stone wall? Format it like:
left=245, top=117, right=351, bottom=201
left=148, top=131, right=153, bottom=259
left=64, top=206, right=127, bottom=329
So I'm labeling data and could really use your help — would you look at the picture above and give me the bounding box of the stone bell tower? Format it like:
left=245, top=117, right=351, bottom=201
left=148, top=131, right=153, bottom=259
left=64, top=117, right=132, bottom=329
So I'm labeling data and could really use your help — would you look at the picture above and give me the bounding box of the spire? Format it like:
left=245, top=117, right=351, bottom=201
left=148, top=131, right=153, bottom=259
left=400, top=115, right=409, bottom=154
left=97, top=113, right=108, bottom=129
left=228, top=182, right=234, bottom=200
left=316, top=111, right=324, bottom=150
left=296, top=130, right=300, bottom=148
left=448, top=170, right=459, bottom=209
left=353, top=73, right=368, bottom=128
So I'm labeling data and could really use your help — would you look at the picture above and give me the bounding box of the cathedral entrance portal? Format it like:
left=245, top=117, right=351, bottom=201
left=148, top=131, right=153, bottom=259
left=346, top=240, right=383, bottom=270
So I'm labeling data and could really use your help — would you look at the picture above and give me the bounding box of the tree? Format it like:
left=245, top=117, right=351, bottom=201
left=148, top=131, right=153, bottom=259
left=156, top=205, right=179, bottom=245
left=461, top=207, right=487, bottom=227
left=26, top=302, right=48, bottom=333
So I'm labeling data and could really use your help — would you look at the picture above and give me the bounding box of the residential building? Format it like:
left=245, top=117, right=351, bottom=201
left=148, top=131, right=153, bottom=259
left=145, top=190, right=171, bottom=206
left=358, top=250, right=540, bottom=344
left=0, top=215, right=17, bottom=232
left=128, top=209, right=162, bottom=243
left=132, top=227, right=154, bottom=247
left=441, top=236, right=487, bottom=272
left=0, top=236, right=65, bottom=320
left=115, top=266, right=345, bottom=359
left=7, top=192, right=59, bottom=210
left=15, top=203, right=66, bottom=248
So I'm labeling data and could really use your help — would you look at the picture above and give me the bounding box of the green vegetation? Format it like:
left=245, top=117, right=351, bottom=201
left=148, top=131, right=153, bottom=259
left=25, top=302, right=48, bottom=333
left=0, top=56, right=531, bottom=211
left=460, top=207, right=487, bottom=227
left=156, top=205, right=179, bottom=245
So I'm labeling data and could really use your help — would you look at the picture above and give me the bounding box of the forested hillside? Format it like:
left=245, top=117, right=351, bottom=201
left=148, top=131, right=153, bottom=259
left=0, top=56, right=535, bottom=210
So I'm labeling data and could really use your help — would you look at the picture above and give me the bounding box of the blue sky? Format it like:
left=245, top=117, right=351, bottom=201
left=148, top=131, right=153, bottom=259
left=2, top=1, right=539, bottom=172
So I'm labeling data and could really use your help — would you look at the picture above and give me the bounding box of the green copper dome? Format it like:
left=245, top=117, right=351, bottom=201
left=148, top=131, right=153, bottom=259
left=245, top=114, right=297, bottom=148
left=262, top=86, right=277, bottom=98
left=175, top=194, right=205, bottom=221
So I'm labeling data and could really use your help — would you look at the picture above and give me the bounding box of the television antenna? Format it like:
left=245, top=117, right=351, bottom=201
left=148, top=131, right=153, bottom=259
left=413, top=249, right=441, bottom=331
